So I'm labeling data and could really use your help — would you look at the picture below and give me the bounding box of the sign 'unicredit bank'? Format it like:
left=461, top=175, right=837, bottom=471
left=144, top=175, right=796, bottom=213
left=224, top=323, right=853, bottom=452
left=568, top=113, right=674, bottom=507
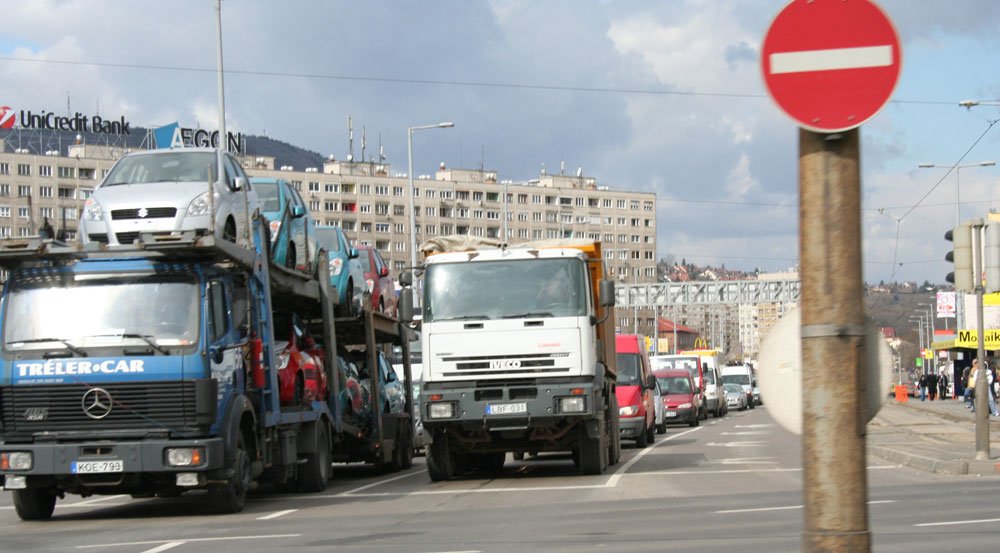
left=0, top=105, right=130, bottom=135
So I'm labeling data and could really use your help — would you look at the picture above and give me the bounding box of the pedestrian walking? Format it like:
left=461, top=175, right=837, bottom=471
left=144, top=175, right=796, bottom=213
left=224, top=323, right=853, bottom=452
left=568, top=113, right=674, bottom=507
left=927, top=372, right=938, bottom=401
left=989, top=364, right=999, bottom=417
left=918, top=373, right=928, bottom=401
left=938, top=370, right=949, bottom=400
left=964, top=362, right=975, bottom=410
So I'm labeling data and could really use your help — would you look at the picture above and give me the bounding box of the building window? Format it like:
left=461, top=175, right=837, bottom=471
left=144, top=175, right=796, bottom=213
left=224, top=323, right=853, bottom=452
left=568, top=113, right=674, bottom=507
left=58, top=187, right=74, bottom=199
left=393, top=186, right=404, bottom=196
left=360, top=184, right=371, bottom=195
left=18, top=207, right=29, bottom=219
left=393, top=205, right=406, bottom=217
left=0, top=207, right=9, bottom=218
left=440, top=190, right=454, bottom=200
left=39, top=186, right=53, bottom=198
left=472, top=191, right=483, bottom=202
left=58, top=166, right=74, bottom=179
left=617, top=200, right=626, bottom=209
left=375, top=185, right=389, bottom=196
left=472, top=210, right=483, bottom=219
left=375, top=223, right=390, bottom=233
left=456, top=208, right=469, bottom=218
left=630, top=201, right=640, bottom=210
left=309, top=200, right=320, bottom=211
left=17, top=185, right=31, bottom=197
left=644, top=201, right=654, bottom=211
left=394, top=224, right=405, bottom=234
left=325, top=183, right=338, bottom=193
left=375, top=203, right=389, bottom=216
left=290, top=180, right=302, bottom=191
left=456, top=190, right=470, bottom=200
left=425, top=189, right=436, bottom=198
left=425, top=224, right=436, bottom=234
left=39, top=165, right=52, bottom=177
left=325, top=201, right=338, bottom=211
left=17, top=164, right=30, bottom=176
left=360, top=222, right=372, bottom=233
left=0, top=163, right=8, bottom=175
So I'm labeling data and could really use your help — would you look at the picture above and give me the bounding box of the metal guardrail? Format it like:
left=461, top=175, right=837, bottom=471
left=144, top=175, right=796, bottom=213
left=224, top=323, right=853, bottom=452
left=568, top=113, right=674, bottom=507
left=615, top=279, right=801, bottom=308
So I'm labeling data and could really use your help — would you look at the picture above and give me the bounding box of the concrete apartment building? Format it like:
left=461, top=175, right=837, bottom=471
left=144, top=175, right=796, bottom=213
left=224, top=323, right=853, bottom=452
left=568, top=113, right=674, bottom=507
left=0, top=137, right=660, bottom=335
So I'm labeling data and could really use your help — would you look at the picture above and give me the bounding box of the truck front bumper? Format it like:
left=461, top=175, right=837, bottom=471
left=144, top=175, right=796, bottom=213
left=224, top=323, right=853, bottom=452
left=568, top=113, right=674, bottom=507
left=0, top=438, right=225, bottom=486
left=421, top=379, right=598, bottom=430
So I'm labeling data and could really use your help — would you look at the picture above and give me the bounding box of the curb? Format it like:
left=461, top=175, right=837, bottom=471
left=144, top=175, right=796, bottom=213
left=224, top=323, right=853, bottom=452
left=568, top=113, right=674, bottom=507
left=893, top=400, right=1000, bottom=430
left=868, top=445, right=1000, bottom=476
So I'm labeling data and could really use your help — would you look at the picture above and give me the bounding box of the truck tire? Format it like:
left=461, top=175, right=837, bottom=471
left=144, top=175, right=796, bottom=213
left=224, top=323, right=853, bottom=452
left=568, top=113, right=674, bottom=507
left=209, top=432, right=252, bottom=514
left=298, top=425, right=331, bottom=493
left=399, top=427, right=415, bottom=470
left=13, top=488, right=57, bottom=521
left=427, top=432, right=455, bottom=482
left=578, top=418, right=607, bottom=475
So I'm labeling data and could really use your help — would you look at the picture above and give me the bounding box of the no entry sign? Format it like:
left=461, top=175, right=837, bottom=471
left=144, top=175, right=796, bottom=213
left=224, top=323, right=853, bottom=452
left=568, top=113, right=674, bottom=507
left=761, top=0, right=902, bottom=133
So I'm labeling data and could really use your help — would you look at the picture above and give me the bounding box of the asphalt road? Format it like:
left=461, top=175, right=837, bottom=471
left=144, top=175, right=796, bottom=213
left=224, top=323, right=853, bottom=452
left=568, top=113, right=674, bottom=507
left=2, top=407, right=998, bottom=553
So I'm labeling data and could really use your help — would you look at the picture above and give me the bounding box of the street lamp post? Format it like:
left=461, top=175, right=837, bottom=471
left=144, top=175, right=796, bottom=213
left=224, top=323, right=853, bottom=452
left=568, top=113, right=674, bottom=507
left=918, top=303, right=936, bottom=375
left=918, top=161, right=996, bottom=225
left=407, top=122, right=454, bottom=273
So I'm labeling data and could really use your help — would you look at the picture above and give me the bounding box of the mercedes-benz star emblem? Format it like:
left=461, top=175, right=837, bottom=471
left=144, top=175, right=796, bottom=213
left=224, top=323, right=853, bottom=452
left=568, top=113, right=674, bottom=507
left=81, top=388, right=113, bottom=419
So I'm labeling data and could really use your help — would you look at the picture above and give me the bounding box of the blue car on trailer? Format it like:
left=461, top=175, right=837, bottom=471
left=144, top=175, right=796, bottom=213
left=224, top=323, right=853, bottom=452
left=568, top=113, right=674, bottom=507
left=251, top=177, right=314, bottom=271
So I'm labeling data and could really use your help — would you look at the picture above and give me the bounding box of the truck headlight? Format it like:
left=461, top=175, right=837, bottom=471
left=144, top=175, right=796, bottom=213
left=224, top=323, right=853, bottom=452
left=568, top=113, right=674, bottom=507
left=165, top=447, right=204, bottom=467
left=558, top=396, right=586, bottom=413
left=619, top=405, right=639, bottom=417
left=427, top=402, right=456, bottom=419
left=0, top=452, right=33, bottom=471
left=186, top=191, right=211, bottom=217
left=83, top=198, right=104, bottom=221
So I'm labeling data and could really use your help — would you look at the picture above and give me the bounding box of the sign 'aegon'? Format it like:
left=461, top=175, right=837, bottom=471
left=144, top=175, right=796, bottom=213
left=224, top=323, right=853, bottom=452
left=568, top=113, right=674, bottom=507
left=761, top=0, right=902, bottom=133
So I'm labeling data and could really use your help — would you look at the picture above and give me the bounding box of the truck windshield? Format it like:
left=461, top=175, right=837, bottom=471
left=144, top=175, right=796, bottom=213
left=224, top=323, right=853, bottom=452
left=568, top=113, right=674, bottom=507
left=4, top=275, right=199, bottom=350
left=423, top=257, right=587, bottom=322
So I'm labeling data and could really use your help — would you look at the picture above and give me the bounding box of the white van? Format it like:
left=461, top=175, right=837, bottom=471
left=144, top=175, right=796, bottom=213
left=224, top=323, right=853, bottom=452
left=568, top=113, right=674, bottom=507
left=679, top=350, right=726, bottom=418
left=720, top=364, right=756, bottom=409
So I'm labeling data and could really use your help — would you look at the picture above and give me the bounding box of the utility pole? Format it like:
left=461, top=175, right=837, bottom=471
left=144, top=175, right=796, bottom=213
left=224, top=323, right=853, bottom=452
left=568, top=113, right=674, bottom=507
left=799, top=129, right=870, bottom=551
left=970, top=219, right=991, bottom=459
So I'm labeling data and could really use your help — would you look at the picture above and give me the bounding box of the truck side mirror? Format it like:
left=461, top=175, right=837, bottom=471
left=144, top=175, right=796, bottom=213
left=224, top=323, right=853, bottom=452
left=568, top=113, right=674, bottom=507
left=399, top=288, right=414, bottom=322
left=599, top=279, right=616, bottom=307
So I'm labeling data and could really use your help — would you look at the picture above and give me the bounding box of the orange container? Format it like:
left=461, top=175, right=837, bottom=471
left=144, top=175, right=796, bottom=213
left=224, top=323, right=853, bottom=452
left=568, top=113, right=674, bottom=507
left=894, top=385, right=908, bottom=403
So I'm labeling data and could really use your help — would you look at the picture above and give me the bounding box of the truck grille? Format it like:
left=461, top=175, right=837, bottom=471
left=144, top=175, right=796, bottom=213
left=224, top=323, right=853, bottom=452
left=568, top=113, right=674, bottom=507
left=111, top=207, right=177, bottom=220
left=0, top=381, right=200, bottom=437
left=441, top=353, right=571, bottom=378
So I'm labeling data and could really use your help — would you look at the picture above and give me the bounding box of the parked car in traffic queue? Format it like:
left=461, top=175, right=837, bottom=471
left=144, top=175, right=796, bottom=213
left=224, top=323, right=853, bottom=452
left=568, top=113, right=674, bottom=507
left=724, top=382, right=748, bottom=411
left=655, top=369, right=700, bottom=427
left=81, top=148, right=258, bottom=247
left=615, top=334, right=657, bottom=447
left=251, top=177, right=314, bottom=271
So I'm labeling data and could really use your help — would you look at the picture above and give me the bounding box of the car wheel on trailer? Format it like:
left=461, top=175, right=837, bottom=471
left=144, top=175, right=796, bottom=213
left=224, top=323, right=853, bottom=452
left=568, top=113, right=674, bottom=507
left=209, top=432, right=252, bottom=513
left=578, top=417, right=607, bottom=475
left=12, top=488, right=57, bottom=521
left=427, top=431, right=455, bottom=481
left=298, top=424, right=331, bottom=492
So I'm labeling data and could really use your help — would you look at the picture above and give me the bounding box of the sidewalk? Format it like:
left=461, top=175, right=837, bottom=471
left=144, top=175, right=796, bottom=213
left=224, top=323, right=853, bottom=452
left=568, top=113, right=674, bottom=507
left=867, top=394, right=1000, bottom=475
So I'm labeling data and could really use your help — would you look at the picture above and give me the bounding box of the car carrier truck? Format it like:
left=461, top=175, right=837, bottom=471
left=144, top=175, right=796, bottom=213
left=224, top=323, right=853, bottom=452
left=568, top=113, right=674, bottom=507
left=0, top=217, right=412, bottom=520
left=399, top=236, right=619, bottom=480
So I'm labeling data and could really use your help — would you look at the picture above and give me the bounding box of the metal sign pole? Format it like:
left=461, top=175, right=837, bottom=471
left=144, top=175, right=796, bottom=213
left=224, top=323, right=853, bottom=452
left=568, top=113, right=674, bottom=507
left=799, top=128, right=870, bottom=552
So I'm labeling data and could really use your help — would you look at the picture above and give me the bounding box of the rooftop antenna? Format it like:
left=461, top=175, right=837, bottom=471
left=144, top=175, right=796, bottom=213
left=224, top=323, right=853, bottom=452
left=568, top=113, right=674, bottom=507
left=361, top=125, right=367, bottom=162
left=480, top=145, right=485, bottom=171
left=378, top=132, right=385, bottom=162
left=66, top=91, right=71, bottom=117
left=560, top=159, right=565, bottom=175
left=347, top=115, right=354, bottom=163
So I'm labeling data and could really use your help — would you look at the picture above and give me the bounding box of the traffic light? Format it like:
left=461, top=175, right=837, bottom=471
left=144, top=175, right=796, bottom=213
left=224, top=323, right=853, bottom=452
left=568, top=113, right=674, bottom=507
left=945, top=222, right=973, bottom=292
left=985, top=222, right=1000, bottom=293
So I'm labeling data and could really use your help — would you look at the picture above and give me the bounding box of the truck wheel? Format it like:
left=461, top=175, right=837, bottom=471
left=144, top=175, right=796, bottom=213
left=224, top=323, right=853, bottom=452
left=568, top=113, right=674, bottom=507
left=427, top=432, right=455, bottom=482
left=12, top=488, right=57, bottom=521
left=399, top=427, right=414, bottom=470
left=209, top=432, right=252, bottom=514
left=298, top=425, right=331, bottom=493
left=578, top=418, right=607, bottom=475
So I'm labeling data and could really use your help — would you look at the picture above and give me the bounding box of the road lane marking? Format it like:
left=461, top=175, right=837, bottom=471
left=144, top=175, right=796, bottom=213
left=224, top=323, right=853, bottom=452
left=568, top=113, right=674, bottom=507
left=705, top=441, right=767, bottom=447
left=717, top=499, right=896, bottom=514
left=915, top=517, right=1000, bottom=527
left=605, top=425, right=703, bottom=488
left=707, top=457, right=777, bottom=465
left=770, top=45, right=894, bottom=74
left=140, top=543, right=185, bottom=553
left=76, top=535, right=301, bottom=549
left=329, top=468, right=428, bottom=497
left=257, top=509, right=298, bottom=520
left=721, top=431, right=771, bottom=436
left=735, top=424, right=775, bottom=428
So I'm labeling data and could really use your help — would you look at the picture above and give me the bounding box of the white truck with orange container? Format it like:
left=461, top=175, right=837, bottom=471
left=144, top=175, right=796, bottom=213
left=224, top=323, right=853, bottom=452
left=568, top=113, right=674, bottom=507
left=398, top=237, right=620, bottom=479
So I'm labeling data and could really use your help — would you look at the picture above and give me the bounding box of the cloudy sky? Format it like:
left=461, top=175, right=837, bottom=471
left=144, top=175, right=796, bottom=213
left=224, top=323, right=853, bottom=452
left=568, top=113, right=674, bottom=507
left=1, top=0, right=998, bottom=285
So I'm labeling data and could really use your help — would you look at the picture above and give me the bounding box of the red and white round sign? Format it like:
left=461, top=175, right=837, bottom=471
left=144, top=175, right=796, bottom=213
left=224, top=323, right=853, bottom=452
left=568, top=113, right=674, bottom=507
left=761, top=0, right=902, bottom=133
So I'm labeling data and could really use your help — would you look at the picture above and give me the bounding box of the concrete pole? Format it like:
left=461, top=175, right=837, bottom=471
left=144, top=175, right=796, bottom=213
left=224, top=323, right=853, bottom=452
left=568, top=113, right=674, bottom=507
left=799, top=129, right=870, bottom=552
left=971, top=220, right=991, bottom=459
